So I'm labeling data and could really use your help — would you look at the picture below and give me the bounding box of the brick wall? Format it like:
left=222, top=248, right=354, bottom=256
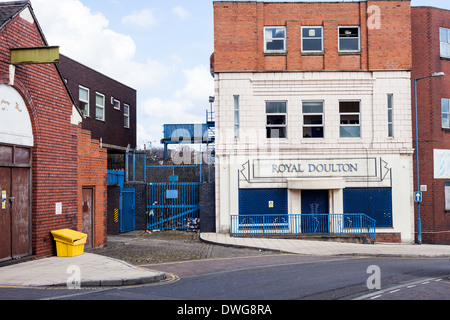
left=213, top=1, right=411, bottom=72
left=0, top=12, right=80, bottom=257
left=412, top=7, right=450, bottom=244
left=77, top=127, right=108, bottom=247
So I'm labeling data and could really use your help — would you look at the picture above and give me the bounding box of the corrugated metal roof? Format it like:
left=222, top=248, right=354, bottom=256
left=0, top=1, right=29, bottom=30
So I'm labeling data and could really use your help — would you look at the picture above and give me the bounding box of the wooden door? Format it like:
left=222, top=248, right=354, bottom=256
left=0, top=167, right=30, bottom=260
left=0, top=168, right=12, bottom=261
left=11, top=168, right=30, bottom=258
left=82, top=188, right=94, bottom=248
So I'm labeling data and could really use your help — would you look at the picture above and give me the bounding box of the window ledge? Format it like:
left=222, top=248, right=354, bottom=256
left=264, top=52, right=287, bottom=56
left=440, top=56, right=450, bottom=62
left=301, top=52, right=324, bottom=56
left=339, top=51, right=362, bottom=55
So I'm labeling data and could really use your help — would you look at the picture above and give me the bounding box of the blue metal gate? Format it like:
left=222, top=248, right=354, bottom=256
left=147, top=182, right=200, bottom=231
left=120, top=188, right=135, bottom=233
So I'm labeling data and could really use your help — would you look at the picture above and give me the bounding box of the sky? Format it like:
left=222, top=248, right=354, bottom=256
left=1, top=0, right=450, bottom=149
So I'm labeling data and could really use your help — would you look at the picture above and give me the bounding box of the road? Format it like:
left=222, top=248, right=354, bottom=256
left=1, top=254, right=448, bottom=302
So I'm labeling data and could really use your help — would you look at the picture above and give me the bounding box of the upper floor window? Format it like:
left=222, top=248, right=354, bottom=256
left=124, top=104, right=130, bottom=128
left=440, top=27, right=450, bottom=58
left=388, top=94, right=394, bottom=137
left=339, top=26, right=360, bottom=52
left=234, top=95, right=240, bottom=139
left=266, top=101, right=287, bottom=138
left=302, top=26, right=323, bottom=52
left=340, top=101, right=361, bottom=138
left=442, top=98, right=450, bottom=129
left=96, top=92, right=105, bottom=121
left=113, top=98, right=120, bottom=110
left=264, top=26, right=286, bottom=53
left=79, top=86, right=89, bottom=117
left=303, top=101, right=324, bottom=138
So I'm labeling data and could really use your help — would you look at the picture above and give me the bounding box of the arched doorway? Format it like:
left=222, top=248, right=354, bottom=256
left=0, top=84, right=33, bottom=261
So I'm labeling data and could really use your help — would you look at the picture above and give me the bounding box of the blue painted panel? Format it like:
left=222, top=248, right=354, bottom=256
left=343, top=188, right=393, bottom=227
left=120, top=188, right=135, bottom=233
left=239, top=189, right=288, bottom=215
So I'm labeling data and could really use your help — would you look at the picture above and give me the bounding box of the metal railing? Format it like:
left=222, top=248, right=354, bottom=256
left=230, top=213, right=376, bottom=243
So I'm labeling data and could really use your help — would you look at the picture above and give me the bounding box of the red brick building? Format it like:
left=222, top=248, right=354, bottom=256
left=0, top=1, right=107, bottom=259
left=412, top=6, right=450, bottom=244
left=213, top=1, right=415, bottom=243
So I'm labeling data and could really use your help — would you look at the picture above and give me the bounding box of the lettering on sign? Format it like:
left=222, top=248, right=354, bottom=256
left=253, top=158, right=377, bottom=179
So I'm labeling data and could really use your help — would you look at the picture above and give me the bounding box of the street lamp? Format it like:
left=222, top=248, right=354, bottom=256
left=413, top=71, right=445, bottom=245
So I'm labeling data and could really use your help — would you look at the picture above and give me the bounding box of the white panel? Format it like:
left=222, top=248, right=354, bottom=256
left=0, top=85, right=33, bottom=147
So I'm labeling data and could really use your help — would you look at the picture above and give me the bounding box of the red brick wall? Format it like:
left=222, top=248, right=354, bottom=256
left=214, top=1, right=411, bottom=72
left=0, top=9, right=108, bottom=256
left=77, top=127, right=108, bottom=248
left=412, top=7, right=450, bottom=244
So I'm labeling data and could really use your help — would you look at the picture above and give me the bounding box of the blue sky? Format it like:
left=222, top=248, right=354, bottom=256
left=2, top=0, right=450, bottom=148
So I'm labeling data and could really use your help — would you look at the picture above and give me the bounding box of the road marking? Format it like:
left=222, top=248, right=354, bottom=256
left=389, top=289, right=401, bottom=294
left=370, top=295, right=382, bottom=300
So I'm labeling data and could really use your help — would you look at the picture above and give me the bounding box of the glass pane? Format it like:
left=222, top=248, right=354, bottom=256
left=267, top=115, right=286, bottom=125
left=442, top=99, right=450, bottom=113
left=339, top=27, right=359, bottom=38
left=441, top=28, right=448, bottom=43
left=15, top=148, right=30, bottom=165
left=340, top=101, right=360, bottom=113
left=303, top=127, right=324, bottom=138
left=303, top=101, right=323, bottom=113
left=266, top=102, right=286, bottom=114
left=303, top=27, right=322, bottom=38
left=341, top=114, right=360, bottom=125
left=339, top=38, right=359, bottom=51
left=96, top=106, right=104, bottom=120
left=340, top=126, right=360, bottom=138
left=234, top=111, right=239, bottom=125
left=0, top=145, right=13, bottom=163
left=388, top=124, right=393, bottom=138
left=442, top=114, right=450, bottom=129
left=267, top=127, right=286, bottom=139
left=79, top=87, right=88, bottom=101
left=304, top=115, right=323, bottom=125
left=96, top=94, right=104, bottom=106
left=266, top=39, right=285, bottom=51
left=303, top=39, right=322, bottom=51
left=388, top=110, right=393, bottom=123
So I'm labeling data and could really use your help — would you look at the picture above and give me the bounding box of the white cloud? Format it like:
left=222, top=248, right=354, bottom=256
left=175, top=65, right=214, bottom=102
left=122, top=9, right=159, bottom=28
left=172, top=6, right=191, bottom=20
left=31, top=0, right=170, bottom=92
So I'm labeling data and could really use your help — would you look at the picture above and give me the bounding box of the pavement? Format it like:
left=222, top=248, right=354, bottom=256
left=0, top=232, right=449, bottom=289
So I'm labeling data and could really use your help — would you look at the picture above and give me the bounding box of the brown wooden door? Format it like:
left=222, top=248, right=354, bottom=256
left=11, top=168, right=30, bottom=258
left=0, top=167, right=12, bottom=261
left=0, top=167, right=30, bottom=260
left=82, top=188, right=94, bottom=248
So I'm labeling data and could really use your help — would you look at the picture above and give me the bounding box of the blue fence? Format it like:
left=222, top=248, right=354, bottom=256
left=147, top=182, right=200, bottom=231
left=230, top=213, right=376, bottom=243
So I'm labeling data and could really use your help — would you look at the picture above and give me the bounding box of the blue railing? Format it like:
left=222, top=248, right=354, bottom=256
left=230, top=214, right=376, bottom=243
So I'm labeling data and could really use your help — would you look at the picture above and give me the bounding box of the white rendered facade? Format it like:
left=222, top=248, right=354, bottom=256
left=214, top=71, right=415, bottom=243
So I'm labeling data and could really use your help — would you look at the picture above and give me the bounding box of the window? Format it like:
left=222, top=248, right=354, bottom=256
left=113, top=99, right=120, bottom=110
left=266, top=101, right=287, bottom=138
left=95, top=92, right=105, bottom=121
left=339, top=26, right=360, bottom=52
left=79, top=86, right=89, bottom=117
left=442, top=98, right=450, bottom=129
left=340, top=101, right=361, bottom=138
left=445, top=182, right=450, bottom=210
left=234, top=96, right=239, bottom=139
left=264, top=26, right=286, bottom=53
left=302, top=26, right=323, bottom=52
left=388, top=94, right=394, bottom=137
left=124, top=104, right=130, bottom=128
left=440, top=27, right=450, bottom=58
left=303, top=101, right=324, bottom=138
